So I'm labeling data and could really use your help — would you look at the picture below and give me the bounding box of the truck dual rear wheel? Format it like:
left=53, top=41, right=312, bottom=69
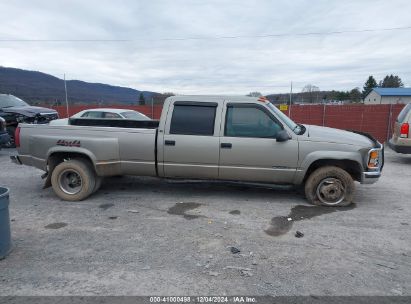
left=305, top=166, right=354, bottom=207
left=51, top=159, right=96, bottom=201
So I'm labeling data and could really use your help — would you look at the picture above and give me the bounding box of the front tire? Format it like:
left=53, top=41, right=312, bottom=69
left=51, top=159, right=96, bottom=201
left=304, top=166, right=354, bottom=207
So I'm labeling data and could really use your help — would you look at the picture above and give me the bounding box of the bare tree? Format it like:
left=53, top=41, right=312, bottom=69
left=246, top=92, right=263, bottom=97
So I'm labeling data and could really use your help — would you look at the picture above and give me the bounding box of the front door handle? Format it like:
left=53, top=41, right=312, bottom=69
left=221, top=143, right=232, bottom=149
left=165, top=140, right=176, bottom=146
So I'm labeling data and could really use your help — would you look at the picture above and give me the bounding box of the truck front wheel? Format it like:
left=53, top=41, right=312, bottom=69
left=304, top=166, right=354, bottom=207
left=51, top=159, right=96, bottom=201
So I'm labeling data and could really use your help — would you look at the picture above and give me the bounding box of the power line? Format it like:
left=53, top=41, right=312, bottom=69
left=1, top=25, right=410, bottom=42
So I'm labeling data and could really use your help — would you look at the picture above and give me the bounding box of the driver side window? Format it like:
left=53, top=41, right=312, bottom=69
left=225, top=105, right=282, bottom=138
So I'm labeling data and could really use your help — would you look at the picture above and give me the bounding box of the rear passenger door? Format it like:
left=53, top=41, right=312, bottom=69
left=162, top=101, right=221, bottom=179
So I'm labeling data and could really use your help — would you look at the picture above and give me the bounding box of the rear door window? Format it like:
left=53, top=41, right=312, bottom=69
left=397, top=104, right=411, bottom=123
left=170, top=103, right=217, bottom=136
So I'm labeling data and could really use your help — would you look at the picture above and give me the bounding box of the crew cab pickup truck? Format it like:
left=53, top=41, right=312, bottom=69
left=11, top=95, right=384, bottom=206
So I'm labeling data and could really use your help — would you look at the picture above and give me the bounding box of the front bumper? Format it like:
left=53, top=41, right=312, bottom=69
left=361, top=142, right=384, bottom=185
left=388, top=139, right=411, bottom=154
left=361, top=170, right=381, bottom=184
left=0, top=132, right=10, bottom=146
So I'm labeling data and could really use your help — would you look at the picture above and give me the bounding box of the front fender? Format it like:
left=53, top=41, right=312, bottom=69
left=294, top=150, right=364, bottom=184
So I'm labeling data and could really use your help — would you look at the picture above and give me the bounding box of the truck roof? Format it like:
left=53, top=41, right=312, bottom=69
left=170, top=95, right=263, bottom=103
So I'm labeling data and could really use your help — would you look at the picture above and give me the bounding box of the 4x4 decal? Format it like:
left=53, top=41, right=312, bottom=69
left=56, top=140, right=81, bottom=147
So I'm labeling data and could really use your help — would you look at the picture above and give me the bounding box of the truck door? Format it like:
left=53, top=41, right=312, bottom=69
left=218, top=102, right=298, bottom=183
left=162, top=101, right=221, bottom=179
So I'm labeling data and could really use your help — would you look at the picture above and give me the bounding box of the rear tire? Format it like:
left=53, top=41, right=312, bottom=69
left=51, top=159, right=96, bottom=201
left=304, top=166, right=354, bottom=207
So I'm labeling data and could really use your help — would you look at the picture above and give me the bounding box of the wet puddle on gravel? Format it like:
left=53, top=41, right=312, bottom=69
left=99, top=203, right=114, bottom=210
left=229, top=210, right=241, bottom=215
left=45, top=222, right=67, bottom=229
left=265, top=204, right=356, bottom=236
left=167, top=202, right=203, bottom=220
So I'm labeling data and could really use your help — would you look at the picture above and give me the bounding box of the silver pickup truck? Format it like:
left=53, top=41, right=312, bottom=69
left=11, top=95, right=384, bottom=206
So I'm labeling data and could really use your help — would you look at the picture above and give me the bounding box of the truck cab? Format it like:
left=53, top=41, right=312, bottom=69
left=158, top=96, right=299, bottom=184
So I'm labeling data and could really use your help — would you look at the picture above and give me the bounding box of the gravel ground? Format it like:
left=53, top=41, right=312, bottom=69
left=0, top=148, right=410, bottom=296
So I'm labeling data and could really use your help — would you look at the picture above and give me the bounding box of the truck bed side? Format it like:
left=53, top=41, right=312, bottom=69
left=17, top=124, right=158, bottom=177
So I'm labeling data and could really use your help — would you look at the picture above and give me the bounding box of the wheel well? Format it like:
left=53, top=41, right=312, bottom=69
left=304, top=159, right=362, bottom=183
left=48, top=152, right=94, bottom=171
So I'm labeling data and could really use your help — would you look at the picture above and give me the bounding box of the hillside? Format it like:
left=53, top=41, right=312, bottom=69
left=0, top=66, right=158, bottom=105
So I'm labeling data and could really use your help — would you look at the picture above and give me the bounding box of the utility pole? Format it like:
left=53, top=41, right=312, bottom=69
left=289, top=81, right=292, bottom=117
left=64, top=74, right=69, bottom=118
left=151, top=97, right=154, bottom=119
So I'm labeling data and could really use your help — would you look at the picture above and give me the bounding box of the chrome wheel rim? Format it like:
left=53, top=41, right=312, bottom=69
left=316, top=177, right=345, bottom=205
left=59, top=169, right=83, bottom=195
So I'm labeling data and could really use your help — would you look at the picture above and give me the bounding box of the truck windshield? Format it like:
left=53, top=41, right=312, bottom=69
left=0, top=94, right=29, bottom=108
left=266, top=103, right=302, bottom=134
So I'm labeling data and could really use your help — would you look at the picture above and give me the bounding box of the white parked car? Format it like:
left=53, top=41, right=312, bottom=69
left=50, top=108, right=151, bottom=126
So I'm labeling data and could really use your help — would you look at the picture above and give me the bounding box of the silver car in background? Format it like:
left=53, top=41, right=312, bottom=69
left=50, top=108, right=150, bottom=126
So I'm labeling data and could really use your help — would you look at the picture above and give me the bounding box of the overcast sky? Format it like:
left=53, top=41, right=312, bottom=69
left=0, top=0, right=410, bottom=94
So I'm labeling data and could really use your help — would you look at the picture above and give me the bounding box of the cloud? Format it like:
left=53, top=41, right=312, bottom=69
left=1, top=0, right=410, bottom=94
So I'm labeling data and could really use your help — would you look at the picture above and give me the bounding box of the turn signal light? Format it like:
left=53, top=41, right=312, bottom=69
left=369, top=151, right=379, bottom=159
left=400, top=123, right=409, bottom=138
left=368, top=150, right=379, bottom=169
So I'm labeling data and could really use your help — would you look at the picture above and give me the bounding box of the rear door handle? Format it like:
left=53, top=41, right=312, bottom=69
left=165, top=140, right=176, bottom=146
left=220, top=143, right=232, bottom=149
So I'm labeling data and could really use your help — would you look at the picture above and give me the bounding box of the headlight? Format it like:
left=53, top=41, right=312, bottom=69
left=367, top=149, right=380, bottom=169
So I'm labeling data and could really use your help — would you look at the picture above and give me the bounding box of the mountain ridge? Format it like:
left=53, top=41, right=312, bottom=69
left=0, top=66, right=159, bottom=105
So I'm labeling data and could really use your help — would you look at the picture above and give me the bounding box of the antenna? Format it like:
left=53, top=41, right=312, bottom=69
left=64, top=74, right=69, bottom=117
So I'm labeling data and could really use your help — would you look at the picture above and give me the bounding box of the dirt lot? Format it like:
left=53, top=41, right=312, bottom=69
left=0, top=148, right=410, bottom=296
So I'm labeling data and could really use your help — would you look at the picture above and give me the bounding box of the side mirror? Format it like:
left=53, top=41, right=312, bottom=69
left=276, top=129, right=290, bottom=142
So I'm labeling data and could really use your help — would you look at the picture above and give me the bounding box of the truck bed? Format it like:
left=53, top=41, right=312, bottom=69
left=17, top=122, right=158, bottom=177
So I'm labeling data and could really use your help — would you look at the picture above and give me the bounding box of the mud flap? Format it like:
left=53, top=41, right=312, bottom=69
left=42, top=172, right=52, bottom=189
left=42, top=156, right=60, bottom=189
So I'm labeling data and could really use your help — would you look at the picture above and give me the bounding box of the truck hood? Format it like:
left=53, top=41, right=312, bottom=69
left=303, top=124, right=374, bottom=148
left=3, top=106, right=57, bottom=117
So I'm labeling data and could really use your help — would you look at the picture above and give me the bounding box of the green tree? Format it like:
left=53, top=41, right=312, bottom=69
left=379, top=74, right=404, bottom=88
left=349, top=87, right=362, bottom=103
left=138, top=93, right=146, bottom=105
left=362, top=76, right=378, bottom=98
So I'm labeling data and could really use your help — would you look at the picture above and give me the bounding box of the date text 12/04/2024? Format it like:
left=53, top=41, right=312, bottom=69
left=149, top=297, right=256, bottom=303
